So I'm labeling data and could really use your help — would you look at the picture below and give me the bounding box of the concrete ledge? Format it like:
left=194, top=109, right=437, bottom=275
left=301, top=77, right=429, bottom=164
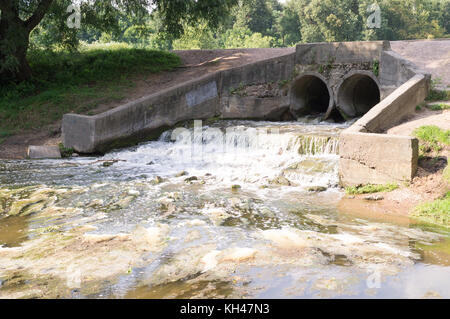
left=295, top=41, right=390, bottom=65
left=339, top=132, right=418, bottom=186
left=27, top=145, right=61, bottom=159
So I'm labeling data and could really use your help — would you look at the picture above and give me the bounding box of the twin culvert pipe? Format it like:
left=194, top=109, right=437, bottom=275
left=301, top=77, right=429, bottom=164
left=290, top=71, right=381, bottom=121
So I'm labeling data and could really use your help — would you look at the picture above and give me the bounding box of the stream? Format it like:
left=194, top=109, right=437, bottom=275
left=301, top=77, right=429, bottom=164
left=0, top=119, right=449, bottom=298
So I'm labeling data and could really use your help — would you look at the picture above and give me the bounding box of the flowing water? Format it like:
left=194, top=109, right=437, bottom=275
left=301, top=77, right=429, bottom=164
left=0, top=119, right=449, bottom=299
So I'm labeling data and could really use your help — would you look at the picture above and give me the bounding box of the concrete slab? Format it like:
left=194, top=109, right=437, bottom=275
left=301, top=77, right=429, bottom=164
left=27, top=145, right=61, bottom=159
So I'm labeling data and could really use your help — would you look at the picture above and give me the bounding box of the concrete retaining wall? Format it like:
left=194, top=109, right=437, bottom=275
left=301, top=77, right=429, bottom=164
left=339, top=68, right=430, bottom=186
left=339, top=132, right=418, bottom=186
left=63, top=53, right=295, bottom=153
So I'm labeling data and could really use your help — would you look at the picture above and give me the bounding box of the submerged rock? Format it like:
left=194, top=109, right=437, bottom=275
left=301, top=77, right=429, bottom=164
left=175, top=171, right=188, bottom=177
left=184, top=176, right=198, bottom=183
left=269, top=175, right=293, bottom=186
left=151, top=176, right=165, bottom=185
left=231, top=184, right=241, bottom=191
left=102, top=161, right=115, bottom=167
left=307, top=186, right=327, bottom=192
left=364, top=195, right=384, bottom=201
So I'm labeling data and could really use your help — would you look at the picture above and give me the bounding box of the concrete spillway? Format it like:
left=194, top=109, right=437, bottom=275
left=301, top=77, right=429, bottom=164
left=62, top=41, right=430, bottom=186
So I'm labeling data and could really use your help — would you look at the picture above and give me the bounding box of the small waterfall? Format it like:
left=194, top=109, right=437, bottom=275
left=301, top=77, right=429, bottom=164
left=294, top=135, right=339, bottom=156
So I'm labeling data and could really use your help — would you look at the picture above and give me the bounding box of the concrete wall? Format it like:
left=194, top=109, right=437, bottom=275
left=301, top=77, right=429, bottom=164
left=339, top=70, right=430, bottom=186
left=339, top=132, right=418, bottom=186
left=63, top=53, right=295, bottom=153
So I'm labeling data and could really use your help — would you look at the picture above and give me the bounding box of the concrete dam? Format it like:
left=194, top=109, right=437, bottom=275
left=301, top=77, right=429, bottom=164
left=62, top=41, right=430, bottom=186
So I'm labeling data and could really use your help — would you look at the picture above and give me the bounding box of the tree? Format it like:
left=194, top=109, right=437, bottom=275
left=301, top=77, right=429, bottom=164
left=294, top=0, right=362, bottom=43
left=0, top=0, right=237, bottom=83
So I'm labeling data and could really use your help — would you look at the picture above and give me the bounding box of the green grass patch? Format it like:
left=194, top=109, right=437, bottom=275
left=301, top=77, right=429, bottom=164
left=426, top=89, right=450, bottom=102
left=0, top=45, right=181, bottom=134
left=414, top=125, right=450, bottom=155
left=58, top=143, right=74, bottom=158
left=426, top=103, right=450, bottom=111
left=444, top=162, right=450, bottom=183
left=345, top=183, right=399, bottom=195
left=413, top=192, right=450, bottom=227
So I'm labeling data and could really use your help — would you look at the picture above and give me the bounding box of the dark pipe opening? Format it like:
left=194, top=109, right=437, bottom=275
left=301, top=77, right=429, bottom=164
left=327, top=108, right=345, bottom=123
left=291, top=75, right=331, bottom=117
left=337, top=74, right=380, bottom=118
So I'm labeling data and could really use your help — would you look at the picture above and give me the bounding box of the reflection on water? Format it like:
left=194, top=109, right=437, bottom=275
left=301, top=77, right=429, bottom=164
left=0, top=120, right=449, bottom=299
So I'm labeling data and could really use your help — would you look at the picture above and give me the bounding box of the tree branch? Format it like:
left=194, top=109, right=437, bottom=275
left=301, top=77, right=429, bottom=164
left=24, top=0, right=54, bottom=31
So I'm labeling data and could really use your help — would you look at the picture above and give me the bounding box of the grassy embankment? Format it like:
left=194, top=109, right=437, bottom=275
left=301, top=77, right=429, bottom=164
left=0, top=43, right=181, bottom=144
left=412, top=125, right=450, bottom=227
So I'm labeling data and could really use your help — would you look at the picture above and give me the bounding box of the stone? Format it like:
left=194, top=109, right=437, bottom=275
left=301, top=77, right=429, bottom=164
left=269, top=175, right=293, bottom=186
left=307, top=186, right=327, bottom=192
left=27, top=145, right=61, bottom=159
left=151, top=176, right=164, bottom=185
left=363, top=195, right=384, bottom=201
left=176, top=171, right=188, bottom=177
left=184, top=176, right=198, bottom=183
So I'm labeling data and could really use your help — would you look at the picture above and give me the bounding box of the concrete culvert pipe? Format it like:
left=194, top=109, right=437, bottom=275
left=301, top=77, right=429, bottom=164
left=336, top=72, right=381, bottom=118
left=290, top=73, right=333, bottom=119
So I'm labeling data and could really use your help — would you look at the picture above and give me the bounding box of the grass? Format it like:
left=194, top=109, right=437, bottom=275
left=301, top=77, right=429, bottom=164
left=413, top=125, right=450, bottom=155
left=426, top=89, right=450, bottom=102
left=413, top=192, right=450, bottom=227
left=426, top=77, right=450, bottom=102
left=427, top=103, right=450, bottom=111
left=444, top=162, right=450, bottom=183
left=345, top=183, right=399, bottom=195
left=0, top=44, right=181, bottom=138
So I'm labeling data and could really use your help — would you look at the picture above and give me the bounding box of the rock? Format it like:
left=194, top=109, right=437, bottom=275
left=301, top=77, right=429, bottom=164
left=27, top=145, right=61, bottom=159
left=175, top=171, right=188, bottom=177
left=151, top=176, right=164, bottom=185
left=102, top=161, right=114, bottom=167
left=72, top=153, right=79, bottom=157
left=146, top=161, right=154, bottom=165
left=307, top=186, right=327, bottom=192
left=269, top=175, right=293, bottom=186
left=363, top=195, right=384, bottom=201
left=260, top=208, right=276, bottom=218
left=127, top=189, right=140, bottom=196
left=184, top=176, right=198, bottom=183
left=231, top=184, right=241, bottom=191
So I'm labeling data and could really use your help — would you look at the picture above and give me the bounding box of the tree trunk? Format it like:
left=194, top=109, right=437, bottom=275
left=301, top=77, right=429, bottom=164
left=0, top=6, right=31, bottom=82
left=0, top=0, right=53, bottom=83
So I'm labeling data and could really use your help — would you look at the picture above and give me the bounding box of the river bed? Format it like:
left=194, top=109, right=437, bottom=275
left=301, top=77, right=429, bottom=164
left=0, top=119, right=449, bottom=298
